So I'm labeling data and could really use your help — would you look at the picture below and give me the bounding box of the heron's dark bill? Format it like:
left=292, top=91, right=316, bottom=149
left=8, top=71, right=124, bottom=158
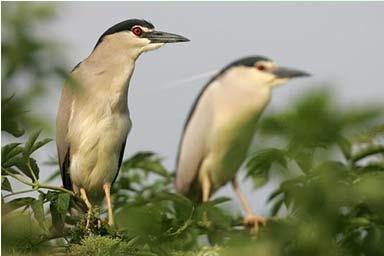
left=274, top=67, right=311, bottom=78
left=145, top=31, right=190, bottom=43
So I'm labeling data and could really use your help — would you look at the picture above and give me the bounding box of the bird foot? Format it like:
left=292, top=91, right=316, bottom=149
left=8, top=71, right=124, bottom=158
left=85, top=215, right=103, bottom=230
left=243, top=214, right=266, bottom=233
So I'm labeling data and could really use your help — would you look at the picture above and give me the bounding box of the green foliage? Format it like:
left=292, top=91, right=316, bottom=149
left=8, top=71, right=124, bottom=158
left=112, top=154, right=240, bottom=254
left=4, top=88, right=382, bottom=255
left=69, top=236, right=139, bottom=256
left=243, top=88, right=384, bottom=255
left=2, top=131, right=52, bottom=185
left=173, top=246, right=222, bottom=256
left=1, top=131, right=75, bottom=254
left=246, top=148, right=287, bottom=187
left=1, top=212, right=51, bottom=255
left=1, top=2, right=67, bottom=136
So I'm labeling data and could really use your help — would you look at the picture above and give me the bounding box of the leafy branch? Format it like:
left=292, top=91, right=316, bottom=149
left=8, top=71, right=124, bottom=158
left=1, top=131, right=75, bottom=197
left=352, top=144, right=384, bottom=164
left=2, top=167, right=75, bottom=196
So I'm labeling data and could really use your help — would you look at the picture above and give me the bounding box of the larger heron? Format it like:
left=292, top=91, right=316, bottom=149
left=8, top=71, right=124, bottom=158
left=56, top=19, right=189, bottom=227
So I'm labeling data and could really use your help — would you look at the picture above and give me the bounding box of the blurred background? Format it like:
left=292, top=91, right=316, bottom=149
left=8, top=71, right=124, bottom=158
left=2, top=1, right=384, bottom=215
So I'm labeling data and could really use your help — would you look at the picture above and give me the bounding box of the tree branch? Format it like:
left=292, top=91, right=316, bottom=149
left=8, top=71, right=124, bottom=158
left=2, top=167, right=76, bottom=196
left=3, top=188, right=37, bottom=198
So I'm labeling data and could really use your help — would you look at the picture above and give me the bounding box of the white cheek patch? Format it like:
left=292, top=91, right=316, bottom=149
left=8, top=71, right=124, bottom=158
left=269, top=78, right=288, bottom=87
left=141, top=42, right=164, bottom=52
left=140, top=27, right=153, bottom=33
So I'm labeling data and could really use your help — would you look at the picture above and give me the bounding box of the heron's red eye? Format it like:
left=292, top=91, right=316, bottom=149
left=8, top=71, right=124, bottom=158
left=131, top=27, right=142, bottom=36
left=257, top=64, right=266, bottom=71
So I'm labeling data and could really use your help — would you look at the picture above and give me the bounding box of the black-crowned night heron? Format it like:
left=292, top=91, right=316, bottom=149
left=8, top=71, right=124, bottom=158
left=56, top=19, right=189, bottom=227
left=175, top=56, right=309, bottom=228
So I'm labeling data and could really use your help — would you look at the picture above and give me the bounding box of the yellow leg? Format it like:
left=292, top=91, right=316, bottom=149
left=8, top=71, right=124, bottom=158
left=103, top=183, right=114, bottom=226
left=200, top=172, right=212, bottom=227
left=201, top=172, right=211, bottom=202
left=231, top=178, right=266, bottom=232
left=80, top=188, right=92, bottom=229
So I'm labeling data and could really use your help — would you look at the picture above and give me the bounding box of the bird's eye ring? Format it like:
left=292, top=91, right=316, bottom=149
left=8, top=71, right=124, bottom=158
left=256, top=64, right=266, bottom=71
left=131, top=27, right=142, bottom=36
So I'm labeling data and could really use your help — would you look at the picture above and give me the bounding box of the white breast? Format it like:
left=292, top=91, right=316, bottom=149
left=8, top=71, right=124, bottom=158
left=206, top=70, right=272, bottom=188
left=67, top=80, right=131, bottom=202
left=68, top=99, right=130, bottom=201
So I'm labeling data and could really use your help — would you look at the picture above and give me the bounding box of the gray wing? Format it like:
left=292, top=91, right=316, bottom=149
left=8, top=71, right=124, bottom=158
left=175, top=84, right=214, bottom=194
left=56, top=82, right=73, bottom=190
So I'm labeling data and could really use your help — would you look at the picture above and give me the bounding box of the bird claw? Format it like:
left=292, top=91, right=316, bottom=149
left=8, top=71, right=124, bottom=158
left=85, top=215, right=103, bottom=230
left=243, top=215, right=266, bottom=232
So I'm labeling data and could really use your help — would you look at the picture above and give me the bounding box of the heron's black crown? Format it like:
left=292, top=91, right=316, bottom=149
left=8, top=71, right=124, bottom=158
left=223, top=56, right=270, bottom=71
left=205, top=56, right=270, bottom=85
left=95, top=19, right=155, bottom=48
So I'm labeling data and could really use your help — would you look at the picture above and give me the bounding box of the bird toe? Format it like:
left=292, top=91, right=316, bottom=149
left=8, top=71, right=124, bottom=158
left=243, top=214, right=266, bottom=228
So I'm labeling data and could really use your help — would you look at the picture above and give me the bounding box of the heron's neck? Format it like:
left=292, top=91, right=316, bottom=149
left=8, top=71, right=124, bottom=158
left=81, top=45, right=138, bottom=112
left=88, top=43, right=136, bottom=82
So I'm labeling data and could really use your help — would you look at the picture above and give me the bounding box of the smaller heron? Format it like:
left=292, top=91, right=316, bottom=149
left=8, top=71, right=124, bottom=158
left=56, top=19, right=189, bottom=227
left=175, top=56, right=310, bottom=228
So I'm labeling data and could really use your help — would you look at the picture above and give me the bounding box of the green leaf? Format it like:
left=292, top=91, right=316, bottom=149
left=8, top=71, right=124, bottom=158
left=29, top=158, right=40, bottom=180
left=267, top=188, right=283, bottom=202
left=312, top=161, right=349, bottom=178
left=292, top=149, right=314, bottom=173
left=353, top=124, right=384, bottom=143
left=30, top=138, right=52, bottom=154
left=247, top=148, right=287, bottom=173
left=2, top=197, right=35, bottom=214
left=15, top=157, right=39, bottom=181
left=246, top=148, right=287, bottom=187
left=1, top=95, right=25, bottom=137
left=116, top=205, right=163, bottom=236
left=31, top=198, right=46, bottom=230
left=207, top=197, right=231, bottom=206
left=23, top=130, right=41, bottom=157
left=352, top=144, right=384, bottom=164
left=122, top=151, right=170, bottom=177
left=337, top=136, right=352, bottom=160
left=1, top=143, right=21, bottom=160
left=1, top=177, right=12, bottom=192
left=270, top=197, right=284, bottom=216
left=49, top=192, right=70, bottom=232
left=2, top=156, right=24, bottom=169
left=199, top=203, right=232, bottom=230
left=356, top=162, right=384, bottom=173
left=56, top=193, right=70, bottom=216
left=1, top=143, right=23, bottom=167
left=1, top=167, right=20, bottom=176
left=254, top=171, right=269, bottom=187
